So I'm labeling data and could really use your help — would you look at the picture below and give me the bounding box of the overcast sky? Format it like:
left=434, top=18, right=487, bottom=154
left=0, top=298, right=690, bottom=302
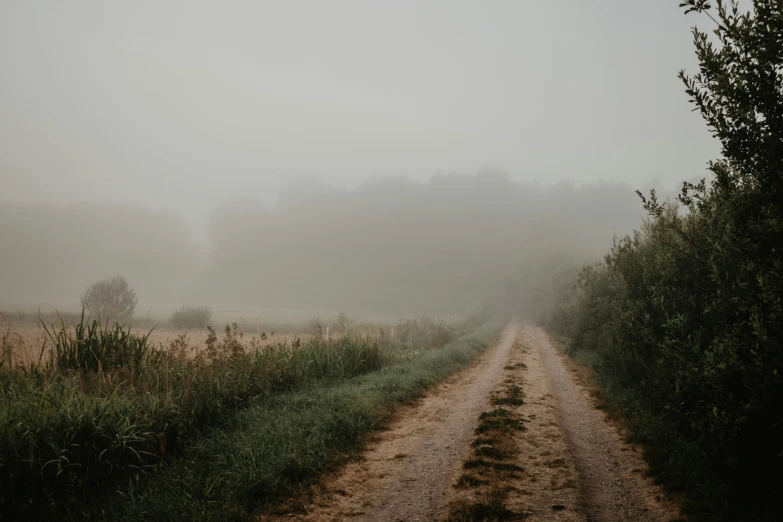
left=0, top=1, right=718, bottom=229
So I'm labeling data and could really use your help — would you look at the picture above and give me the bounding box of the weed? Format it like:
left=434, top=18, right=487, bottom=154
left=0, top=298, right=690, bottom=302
left=545, top=458, right=566, bottom=468
left=503, top=363, right=526, bottom=370
left=456, top=474, right=490, bottom=489
left=492, top=385, right=523, bottom=407
left=476, top=409, right=524, bottom=433
left=447, top=363, right=529, bottom=522
left=445, top=488, right=528, bottom=521
left=1, top=312, right=452, bottom=520
left=43, top=310, right=153, bottom=373
left=473, top=445, right=510, bottom=461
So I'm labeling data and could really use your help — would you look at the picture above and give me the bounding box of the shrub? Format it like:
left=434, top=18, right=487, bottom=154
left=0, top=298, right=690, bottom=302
left=169, top=305, right=212, bottom=329
left=545, top=4, right=783, bottom=518
left=80, top=275, right=137, bottom=322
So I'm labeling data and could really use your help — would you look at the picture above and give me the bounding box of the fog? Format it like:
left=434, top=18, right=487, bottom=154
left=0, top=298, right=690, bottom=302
left=0, top=2, right=718, bottom=318
left=1, top=172, right=648, bottom=316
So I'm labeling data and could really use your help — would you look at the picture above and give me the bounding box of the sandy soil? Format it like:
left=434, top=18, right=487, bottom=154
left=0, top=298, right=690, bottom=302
left=282, top=323, right=683, bottom=522
left=503, top=326, right=584, bottom=520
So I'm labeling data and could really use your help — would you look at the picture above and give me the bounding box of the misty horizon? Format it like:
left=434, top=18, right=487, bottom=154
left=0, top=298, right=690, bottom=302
left=1, top=1, right=721, bottom=318
left=2, top=171, right=653, bottom=316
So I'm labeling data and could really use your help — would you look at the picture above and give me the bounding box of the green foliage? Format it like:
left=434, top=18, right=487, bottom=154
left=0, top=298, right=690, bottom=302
left=44, top=310, right=152, bottom=373
left=105, top=322, right=502, bottom=521
left=545, top=3, right=783, bottom=518
left=0, top=313, right=474, bottom=520
left=80, top=275, right=138, bottom=322
left=0, top=314, right=25, bottom=369
left=0, top=326, right=382, bottom=519
left=169, top=305, right=213, bottom=329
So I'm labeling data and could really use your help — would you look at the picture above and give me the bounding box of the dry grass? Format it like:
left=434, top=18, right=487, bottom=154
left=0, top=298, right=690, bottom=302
left=0, top=319, right=376, bottom=366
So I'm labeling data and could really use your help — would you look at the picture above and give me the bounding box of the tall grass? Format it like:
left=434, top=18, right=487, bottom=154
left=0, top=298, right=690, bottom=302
left=43, top=310, right=153, bottom=373
left=108, top=322, right=503, bottom=521
left=0, top=313, right=25, bottom=368
left=0, top=313, right=472, bottom=520
left=0, top=319, right=387, bottom=519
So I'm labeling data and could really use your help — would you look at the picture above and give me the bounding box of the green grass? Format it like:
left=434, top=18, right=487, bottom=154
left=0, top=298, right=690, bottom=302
left=0, top=311, right=496, bottom=521
left=569, top=348, right=598, bottom=369
left=107, top=322, right=503, bottom=521
left=0, top=318, right=394, bottom=520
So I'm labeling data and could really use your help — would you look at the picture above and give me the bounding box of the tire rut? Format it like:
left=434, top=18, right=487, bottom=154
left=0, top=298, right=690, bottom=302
left=283, top=324, right=682, bottom=522
left=527, top=325, right=681, bottom=522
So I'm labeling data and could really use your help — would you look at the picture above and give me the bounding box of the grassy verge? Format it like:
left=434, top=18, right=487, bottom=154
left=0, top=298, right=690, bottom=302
left=108, top=322, right=503, bottom=521
left=0, top=314, right=466, bottom=520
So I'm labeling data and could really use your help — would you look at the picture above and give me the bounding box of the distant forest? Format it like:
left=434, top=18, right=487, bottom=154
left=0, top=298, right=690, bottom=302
left=1, top=171, right=647, bottom=315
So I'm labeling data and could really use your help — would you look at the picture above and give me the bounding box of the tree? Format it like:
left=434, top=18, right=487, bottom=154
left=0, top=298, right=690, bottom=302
left=625, top=1, right=783, bottom=515
left=80, top=275, right=138, bottom=322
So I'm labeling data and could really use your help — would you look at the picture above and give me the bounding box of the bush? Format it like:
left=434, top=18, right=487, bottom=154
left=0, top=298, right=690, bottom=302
left=80, top=275, right=137, bottom=322
left=169, top=305, right=212, bottom=329
left=544, top=3, right=783, bottom=519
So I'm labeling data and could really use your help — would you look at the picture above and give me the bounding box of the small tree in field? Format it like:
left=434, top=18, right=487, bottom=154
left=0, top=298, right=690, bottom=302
left=80, top=275, right=138, bottom=322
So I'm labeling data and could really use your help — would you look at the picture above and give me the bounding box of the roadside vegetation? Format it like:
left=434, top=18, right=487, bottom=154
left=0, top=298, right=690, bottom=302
left=109, top=322, right=502, bottom=521
left=0, top=307, right=498, bottom=520
left=543, top=3, right=783, bottom=520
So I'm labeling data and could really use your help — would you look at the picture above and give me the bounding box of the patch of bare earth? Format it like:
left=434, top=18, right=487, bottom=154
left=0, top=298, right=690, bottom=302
left=281, top=324, right=519, bottom=522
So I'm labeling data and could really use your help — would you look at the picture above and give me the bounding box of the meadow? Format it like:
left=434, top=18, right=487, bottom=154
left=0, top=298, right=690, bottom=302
left=0, top=308, right=498, bottom=520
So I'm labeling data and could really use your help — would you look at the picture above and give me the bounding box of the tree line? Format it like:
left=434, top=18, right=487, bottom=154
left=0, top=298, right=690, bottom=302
left=1, top=173, right=645, bottom=316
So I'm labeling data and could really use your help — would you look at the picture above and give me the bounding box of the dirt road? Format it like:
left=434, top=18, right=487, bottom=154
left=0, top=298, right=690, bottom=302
left=287, top=324, right=680, bottom=522
left=517, top=326, right=680, bottom=521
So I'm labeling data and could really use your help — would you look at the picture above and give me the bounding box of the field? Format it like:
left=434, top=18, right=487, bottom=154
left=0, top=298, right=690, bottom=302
left=0, top=307, right=497, bottom=521
left=0, top=311, right=386, bottom=366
